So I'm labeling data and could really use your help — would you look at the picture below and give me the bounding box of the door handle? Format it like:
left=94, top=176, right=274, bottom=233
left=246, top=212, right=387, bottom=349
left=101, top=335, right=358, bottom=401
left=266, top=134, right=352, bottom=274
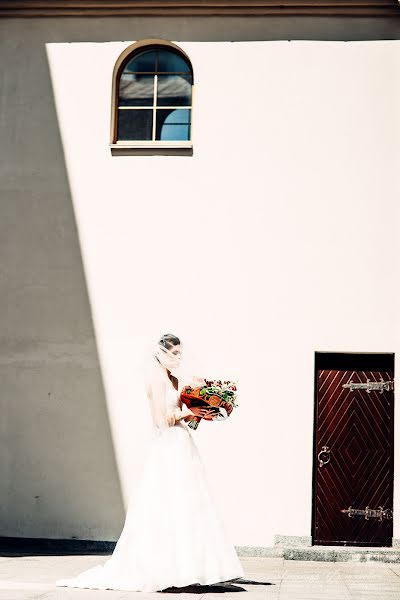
left=318, top=446, right=331, bottom=467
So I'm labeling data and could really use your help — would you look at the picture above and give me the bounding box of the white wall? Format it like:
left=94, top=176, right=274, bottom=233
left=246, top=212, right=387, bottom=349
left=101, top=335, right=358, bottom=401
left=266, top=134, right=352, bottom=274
left=43, top=39, right=400, bottom=547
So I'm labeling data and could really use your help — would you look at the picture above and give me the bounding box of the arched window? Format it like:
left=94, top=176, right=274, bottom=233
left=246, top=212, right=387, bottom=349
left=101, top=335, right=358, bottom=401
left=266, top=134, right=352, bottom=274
left=111, top=42, right=193, bottom=145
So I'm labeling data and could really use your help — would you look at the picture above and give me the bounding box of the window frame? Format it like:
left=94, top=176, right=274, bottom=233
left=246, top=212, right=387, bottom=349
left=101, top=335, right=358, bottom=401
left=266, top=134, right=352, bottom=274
left=110, top=39, right=194, bottom=149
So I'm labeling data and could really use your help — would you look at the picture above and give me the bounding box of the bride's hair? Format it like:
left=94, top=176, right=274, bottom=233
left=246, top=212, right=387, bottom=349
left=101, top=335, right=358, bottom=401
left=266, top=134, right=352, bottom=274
left=158, top=333, right=180, bottom=350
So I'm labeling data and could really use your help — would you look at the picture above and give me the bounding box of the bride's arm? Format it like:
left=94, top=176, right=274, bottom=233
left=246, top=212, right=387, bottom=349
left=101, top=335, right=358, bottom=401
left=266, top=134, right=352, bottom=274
left=172, top=393, right=193, bottom=421
left=146, top=368, right=176, bottom=428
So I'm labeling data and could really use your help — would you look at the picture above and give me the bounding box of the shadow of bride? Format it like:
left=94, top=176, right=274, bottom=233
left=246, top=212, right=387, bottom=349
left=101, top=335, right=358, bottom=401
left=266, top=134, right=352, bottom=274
left=159, top=578, right=276, bottom=593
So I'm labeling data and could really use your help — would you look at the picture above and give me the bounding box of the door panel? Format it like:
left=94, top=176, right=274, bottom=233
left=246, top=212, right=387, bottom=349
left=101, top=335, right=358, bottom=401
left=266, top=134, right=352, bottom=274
left=313, top=367, right=394, bottom=546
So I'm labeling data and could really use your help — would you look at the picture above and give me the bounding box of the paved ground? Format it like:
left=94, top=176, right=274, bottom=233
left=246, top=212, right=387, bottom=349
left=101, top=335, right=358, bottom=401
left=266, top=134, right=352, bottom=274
left=0, top=554, right=400, bottom=600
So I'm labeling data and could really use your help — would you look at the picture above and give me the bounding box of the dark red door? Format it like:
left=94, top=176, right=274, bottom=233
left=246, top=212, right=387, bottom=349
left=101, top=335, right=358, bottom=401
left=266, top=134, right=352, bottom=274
left=313, top=354, right=394, bottom=547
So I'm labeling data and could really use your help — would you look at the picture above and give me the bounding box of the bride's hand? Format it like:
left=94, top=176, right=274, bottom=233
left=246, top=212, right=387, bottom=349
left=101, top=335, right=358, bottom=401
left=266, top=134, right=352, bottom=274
left=166, top=413, right=176, bottom=426
left=188, top=406, right=216, bottom=418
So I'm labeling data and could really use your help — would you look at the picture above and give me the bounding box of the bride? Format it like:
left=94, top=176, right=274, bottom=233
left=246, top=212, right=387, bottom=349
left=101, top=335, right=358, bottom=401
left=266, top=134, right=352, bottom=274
left=55, top=333, right=244, bottom=592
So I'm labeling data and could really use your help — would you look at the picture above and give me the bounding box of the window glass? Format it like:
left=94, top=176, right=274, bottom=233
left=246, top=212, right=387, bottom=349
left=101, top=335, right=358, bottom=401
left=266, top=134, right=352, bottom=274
left=157, top=50, right=191, bottom=73
left=119, top=74, right=154, bottom=106
left=157, top=74, right=192, bottom=106
left=117, top=109, right=153, bottom=140
left=124, top=50, right=156, bottom=72
left=156, top=109, right=191, bottom=141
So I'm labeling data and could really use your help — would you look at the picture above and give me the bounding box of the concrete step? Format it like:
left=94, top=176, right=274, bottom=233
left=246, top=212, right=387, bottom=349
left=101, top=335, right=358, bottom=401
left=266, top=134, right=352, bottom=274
left=280, top=545, right=400, bottom=563
left=237, top=544, right=400, bottom=564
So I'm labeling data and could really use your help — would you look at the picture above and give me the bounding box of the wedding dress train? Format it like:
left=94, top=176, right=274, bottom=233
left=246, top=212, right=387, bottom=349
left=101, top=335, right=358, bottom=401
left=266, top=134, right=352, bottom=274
left=55, top=357, right=244, bottom=592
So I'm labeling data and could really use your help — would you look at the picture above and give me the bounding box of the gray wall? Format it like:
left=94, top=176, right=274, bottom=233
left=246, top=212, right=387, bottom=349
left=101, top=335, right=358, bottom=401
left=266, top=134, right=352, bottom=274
left=1, top=15, right=400, bottom=43
left=0, top=19, right=125, bottom=541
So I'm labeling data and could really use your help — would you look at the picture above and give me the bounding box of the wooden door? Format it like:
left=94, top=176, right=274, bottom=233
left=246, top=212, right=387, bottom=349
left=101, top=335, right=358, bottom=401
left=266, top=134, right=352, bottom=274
left=313, top=353, right=394, bottom=546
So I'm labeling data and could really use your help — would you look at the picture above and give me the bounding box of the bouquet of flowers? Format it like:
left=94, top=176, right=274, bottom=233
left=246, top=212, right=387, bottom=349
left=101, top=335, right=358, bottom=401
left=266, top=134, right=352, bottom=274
left=180, top=378, right=239, bottom=430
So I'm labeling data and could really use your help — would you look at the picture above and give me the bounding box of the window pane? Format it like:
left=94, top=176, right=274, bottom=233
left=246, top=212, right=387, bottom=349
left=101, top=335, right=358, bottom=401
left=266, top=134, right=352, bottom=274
left=119, top=74, right=154, bottom=106
left=157, top=50, right=191, bottom=73
left=124, top=50, right=156, bottom=73
left=156, top=109, right=191, bottom=141
left=157, top=74, right=192, bottom=107
left=117, top=109, right=153, bottom=140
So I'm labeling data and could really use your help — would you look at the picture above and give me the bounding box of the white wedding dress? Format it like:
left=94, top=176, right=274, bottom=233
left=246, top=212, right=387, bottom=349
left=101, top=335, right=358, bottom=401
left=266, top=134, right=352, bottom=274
left=55, top=357, right=244, bottom=592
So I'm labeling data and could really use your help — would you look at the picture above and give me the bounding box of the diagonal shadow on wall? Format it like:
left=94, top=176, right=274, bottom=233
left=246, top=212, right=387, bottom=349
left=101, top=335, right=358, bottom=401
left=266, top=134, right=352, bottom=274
left=0, top=31, right=125, bottom=549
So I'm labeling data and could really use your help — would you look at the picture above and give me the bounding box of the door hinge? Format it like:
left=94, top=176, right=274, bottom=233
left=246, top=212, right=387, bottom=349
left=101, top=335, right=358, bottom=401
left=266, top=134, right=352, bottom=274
left=341, top=506, right=393, bottom=521
left=342, top=378, right=394, bottom=393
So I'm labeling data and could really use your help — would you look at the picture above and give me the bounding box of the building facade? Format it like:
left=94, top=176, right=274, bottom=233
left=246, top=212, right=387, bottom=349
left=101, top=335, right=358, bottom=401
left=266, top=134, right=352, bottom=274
left=1, top=1, right=400, bottom=552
